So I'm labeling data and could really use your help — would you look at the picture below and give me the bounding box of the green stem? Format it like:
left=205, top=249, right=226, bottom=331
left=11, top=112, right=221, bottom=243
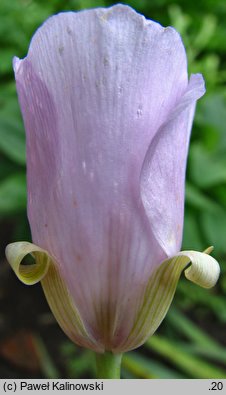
left=95, top=351, right=122, bottom=379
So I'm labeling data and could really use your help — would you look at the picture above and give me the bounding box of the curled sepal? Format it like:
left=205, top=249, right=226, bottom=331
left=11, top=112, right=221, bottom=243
left=115, top=248, right=220, bottom=353
left=5, top=241, right=103, bottom=352
left=5, top=241, right=50, bottom=285
left=182, top=249, right=220, bottom=288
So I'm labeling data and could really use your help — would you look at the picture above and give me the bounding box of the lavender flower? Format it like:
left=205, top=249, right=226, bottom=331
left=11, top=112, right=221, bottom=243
left=6, top=5, right=219, bottom=355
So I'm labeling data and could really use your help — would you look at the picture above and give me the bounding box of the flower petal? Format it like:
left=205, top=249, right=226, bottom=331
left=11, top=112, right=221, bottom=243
left=140, top=73, right=205, bottom=256
left=5, top=242, right=103, bottom=352
left=13, top=5, right=189, bottom=347
left=114, top=248, right=220, bottom=352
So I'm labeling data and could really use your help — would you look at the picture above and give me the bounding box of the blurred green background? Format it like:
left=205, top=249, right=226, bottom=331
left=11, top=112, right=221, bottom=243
left=0, top=0, right=226, bottom=379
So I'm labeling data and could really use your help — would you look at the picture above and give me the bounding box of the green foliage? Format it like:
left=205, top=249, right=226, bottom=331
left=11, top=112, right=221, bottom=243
left=0, top=173, right=26, bottom=214
left=1, top=0, right=226, bottom=379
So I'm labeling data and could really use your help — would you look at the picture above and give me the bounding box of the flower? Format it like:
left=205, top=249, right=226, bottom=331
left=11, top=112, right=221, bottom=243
left=6, top=4, right=220, bottom=354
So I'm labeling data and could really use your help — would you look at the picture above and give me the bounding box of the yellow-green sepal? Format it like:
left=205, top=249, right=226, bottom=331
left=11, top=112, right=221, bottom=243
left=5, top=241, right=102, bottom=352
left=182, top=248, right=220, bottom=288
left=115, top=248, right=220, bottom=352
left=5, top=241, right=51, bottom=285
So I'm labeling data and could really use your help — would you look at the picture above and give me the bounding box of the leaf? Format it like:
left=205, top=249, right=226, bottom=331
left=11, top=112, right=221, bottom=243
left=67, top=350, right=94, bottom=378
left=0, top=173, right=26, bottom=214
left=201, top=210, right=226, bottom=253
left=167, top=308, right=226, bottom=365
left=146, top=335, right=226, bottom=378
left=167, top=307, right=221, bottom=349
left=182, top=209, right=204, bottom=251
left=122, top=352, right=183, bottom=379
left=176, top=281, right=226, bottom=322
left=0, top=155, right=19, bottom=179
left=189, top=143, right=226, bottom=188
left=60, top=343, right=95, bottom=378
left=197, top=93, right=226, bottom=150
left=185, top=182, right=221, bottom=213
left=0, top=117, right=25, bottom=164
left=0, top=48, right=16, bottom=74
left=31, top=334, right=60, bottom=378
left=192, top=15, right=217, bottom=51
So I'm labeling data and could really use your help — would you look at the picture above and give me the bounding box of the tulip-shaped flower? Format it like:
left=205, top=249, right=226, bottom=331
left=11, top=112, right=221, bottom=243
left=6, top=4, right=220, bottom=378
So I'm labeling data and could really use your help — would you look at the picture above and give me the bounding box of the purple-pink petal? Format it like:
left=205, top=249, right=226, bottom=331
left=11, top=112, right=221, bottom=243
left=140, top=74, right=205, bottom=256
